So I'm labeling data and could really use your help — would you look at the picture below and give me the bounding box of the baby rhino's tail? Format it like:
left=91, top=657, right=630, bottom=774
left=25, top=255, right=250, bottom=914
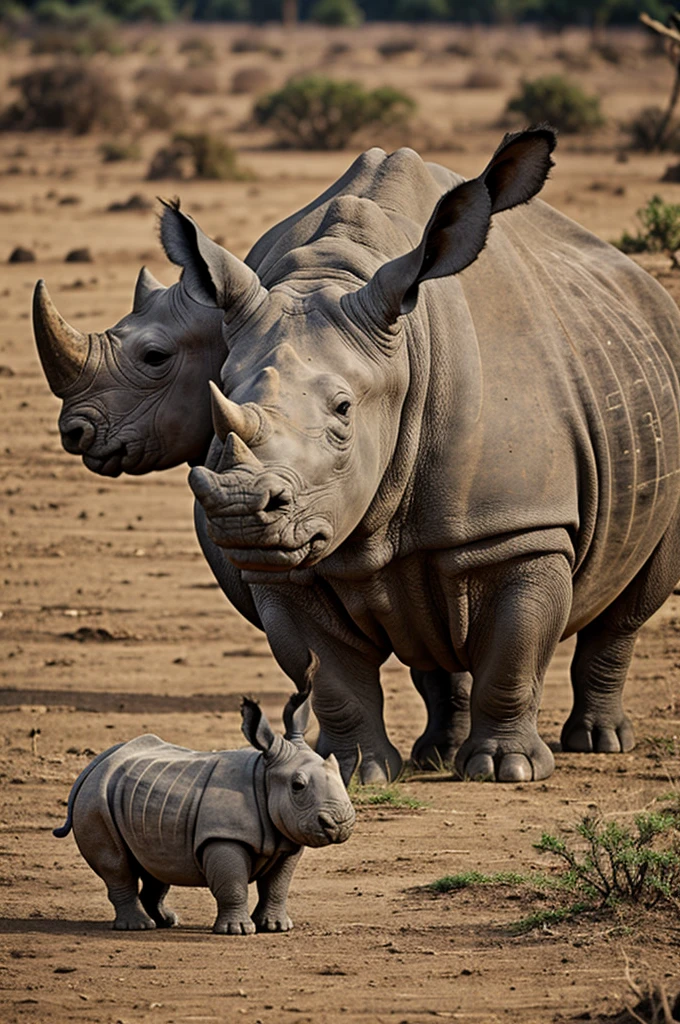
left=53, top=742, right=126, bottom=838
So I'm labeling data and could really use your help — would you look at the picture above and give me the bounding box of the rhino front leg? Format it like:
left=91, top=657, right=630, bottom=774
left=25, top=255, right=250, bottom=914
left=255, top=589, right=401, bottom=785
left=455, top=553, right=572, bottom=783
left=202, top=840, right=255, bottom=935
left=252, top=851, right=302, bottom=932
left=410, top=668, right=472, bottom=769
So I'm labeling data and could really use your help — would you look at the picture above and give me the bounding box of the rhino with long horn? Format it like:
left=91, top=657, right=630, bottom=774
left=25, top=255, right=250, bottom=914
left=183, top=128, right=680, bottom=786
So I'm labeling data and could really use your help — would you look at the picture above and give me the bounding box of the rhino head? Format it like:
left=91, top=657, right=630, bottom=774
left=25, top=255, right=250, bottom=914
left=183, top=128, right=556, bottom=572
left=242, top=665, right=355, bottom=847
left=32, top=203, right=230, bottom=476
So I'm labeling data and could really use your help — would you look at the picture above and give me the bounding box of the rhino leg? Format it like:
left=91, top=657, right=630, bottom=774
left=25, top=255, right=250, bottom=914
left=454, top=554, right=572, bottom=783
left=252, top=851, right=302, bottom=932
left=202, top=840, right=256, bottom=935
left=410, top=669, right=472, bottom=769
left=139, top=869, right=178, bottom=928
left=563, top=517, right=680, bottom=754
left=256, top=592, right=402, bottom=784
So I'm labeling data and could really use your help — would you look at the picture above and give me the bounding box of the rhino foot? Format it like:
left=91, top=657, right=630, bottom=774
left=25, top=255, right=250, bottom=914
left=561, top=715, right=635, bottom=754
left=410, top=722, right=469, bottom=771
left=212, top=915, right=256, bottom=935
left=455, top=732, right=554, bottom=782
left=113, top=905, right=157, bottom=930
left=151, top=906, right=179, bottom=928
left=317, top=731, right=403, bottom=785
left=254, top=912, right=293, bottom=932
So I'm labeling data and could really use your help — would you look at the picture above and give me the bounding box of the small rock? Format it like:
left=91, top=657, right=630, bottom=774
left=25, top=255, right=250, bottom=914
left=8, top=246, right=35, bottom=263
left=65, top=247, right=92, bottom=263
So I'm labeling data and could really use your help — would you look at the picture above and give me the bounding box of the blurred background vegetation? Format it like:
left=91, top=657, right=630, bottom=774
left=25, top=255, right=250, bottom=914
left=0, top=0, right=675, bottom=28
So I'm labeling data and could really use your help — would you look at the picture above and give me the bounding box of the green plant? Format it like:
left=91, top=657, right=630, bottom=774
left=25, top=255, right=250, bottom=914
left=615, top=195, right=680, bottom=256
left=147, top=132, right=251, bottom=181
left=254, top=76, right=415, bottom=151
left=99, top=139, right=142, bottom=162
left=535, top=811, right=680, bottom=908
left=1, top=62, right=126, bottom=134
left=506, top=74, right=604, bottom=133
left=309, top=0, right=364, bottom=26
left=428, top=870, right=531, bottom=892
left=348, top=780, right=426, bottom=809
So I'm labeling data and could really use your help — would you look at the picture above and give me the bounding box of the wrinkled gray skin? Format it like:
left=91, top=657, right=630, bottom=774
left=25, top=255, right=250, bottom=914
left=180, top=126, right=680, bottom=785
left=54, top=686, right=354, bottom=933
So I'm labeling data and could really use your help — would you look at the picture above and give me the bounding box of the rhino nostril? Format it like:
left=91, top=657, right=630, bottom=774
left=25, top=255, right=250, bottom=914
left=65, top=426, right=84, bottom=446
left=60, top=417, right=95, bottom=453
left=264, top=490, right=290, bottom=513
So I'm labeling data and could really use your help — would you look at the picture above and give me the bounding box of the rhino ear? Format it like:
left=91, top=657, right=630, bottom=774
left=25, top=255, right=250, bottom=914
left=241, top=696, right=276, bottom=753
left=158, top=198, right=264, bottom=312
left=133, top=266, right=165, bottom=313
left=350, top=125, right=556, bottom=327
left=283, top=650, right=318, bottom=744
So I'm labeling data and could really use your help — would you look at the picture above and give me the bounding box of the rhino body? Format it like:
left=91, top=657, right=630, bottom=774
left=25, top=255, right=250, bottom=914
left=181, top=130, right=680, bottom=784
left=54, top=689, right=354, bottom=932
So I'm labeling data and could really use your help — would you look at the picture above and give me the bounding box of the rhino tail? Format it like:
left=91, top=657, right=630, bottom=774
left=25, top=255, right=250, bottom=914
left=53, top=742, right=126, bottom=838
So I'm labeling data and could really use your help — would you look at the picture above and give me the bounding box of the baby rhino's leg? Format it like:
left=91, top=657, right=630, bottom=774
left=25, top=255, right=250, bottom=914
left=202, top=841, right=255, bottom=935
left=74, top=811, right=155, bottom=930
left=253, top=851, right=302, bottom=932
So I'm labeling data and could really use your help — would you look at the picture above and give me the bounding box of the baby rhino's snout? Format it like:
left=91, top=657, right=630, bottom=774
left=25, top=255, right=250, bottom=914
left=318, top=808, right=356, bottom=844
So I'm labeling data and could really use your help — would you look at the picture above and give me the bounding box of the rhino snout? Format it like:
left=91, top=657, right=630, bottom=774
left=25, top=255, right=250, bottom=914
left=318, top=809, right=355, bottom=844
left=60, top=415, right=97, bottom=454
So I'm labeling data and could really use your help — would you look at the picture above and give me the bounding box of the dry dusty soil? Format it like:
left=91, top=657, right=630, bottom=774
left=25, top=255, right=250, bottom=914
left=1, top=23, right=680, bottom=1024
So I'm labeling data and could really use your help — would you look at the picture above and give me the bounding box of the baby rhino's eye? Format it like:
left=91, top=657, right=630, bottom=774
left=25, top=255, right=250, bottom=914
left=335, top=400, right=351, bottom=417
left=291, top=773, right=308, bottom=793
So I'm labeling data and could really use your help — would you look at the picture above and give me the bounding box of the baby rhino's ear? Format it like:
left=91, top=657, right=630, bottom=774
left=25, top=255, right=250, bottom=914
left=241, top=697, right=276, bottom=753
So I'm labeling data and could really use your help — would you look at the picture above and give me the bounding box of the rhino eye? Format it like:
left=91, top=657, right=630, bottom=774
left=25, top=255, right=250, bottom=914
left=143, top=349, right=171, bottom=367
left=291, top=773, right=308, bottom=794
left=335, top=400, right=351, bottom=418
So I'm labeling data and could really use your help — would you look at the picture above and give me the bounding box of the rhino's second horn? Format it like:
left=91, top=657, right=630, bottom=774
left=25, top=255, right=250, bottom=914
left=33, top=280, right=89, bottom=398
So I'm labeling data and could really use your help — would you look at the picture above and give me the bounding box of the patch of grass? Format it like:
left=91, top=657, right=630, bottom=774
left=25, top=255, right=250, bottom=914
left=348, top=780, right=427, bottom=810
left=428, top=870, right=532, bottom=892
left=509, top=903, right=591, bottom=935
left=614, top=195, right=680, bottom=256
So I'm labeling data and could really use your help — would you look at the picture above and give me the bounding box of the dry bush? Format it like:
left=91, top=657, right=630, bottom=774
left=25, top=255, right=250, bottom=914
left=134, top=65, right=218, bottom=96
left=443, top=38, right=477, bottom=58
left=99, top=140, right=142, bottom=162
left=231, top=66, right=272, bottom=95
left=133, top=92, right=181, bottom=130
left=1, top=63, right=126, bottom=134
left=462, top=67, right=503, bottom=89
left=147, top=132, right=250, bottom=181
left=377, top=37, right=418, bottom=59
left=231, top=34, right=283, bottom=58
left=177, top=35, right=216, bottom=62
left=624, top=106, right=680, bottom=153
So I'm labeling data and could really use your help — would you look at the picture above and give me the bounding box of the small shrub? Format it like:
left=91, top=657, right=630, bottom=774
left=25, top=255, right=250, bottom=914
left=463, top=67, right=503, bottom=89
left=506, top=75, right=604, bottom=134
left=134, top=92, right=178, bottom=130
left=99, top=139, right=142, bottom=162
left=377, top=37, right=418, bottom=58
left=1, top=63, right=126, bottom=135
left=135, top=65, right=218, bottom=96
left=309, top=0, right=363, bottom=25
left=147, top=132, right=250, bottom=181
left=177, top=34, right=216, bottom=61
left=535, top=811, right=680, bottom=908
left=231, top=34, right=267, bottom=53
left=231, top=66, right=272, bottom=95
left=253, top=76, right=415, bottom=151
left=30, top=2, right=123, bottom=56
left=615, top=195, right=680, bottom=256
left=624, top=105, right=680, bottom=153
left=429, top=870, right=530, bottom=892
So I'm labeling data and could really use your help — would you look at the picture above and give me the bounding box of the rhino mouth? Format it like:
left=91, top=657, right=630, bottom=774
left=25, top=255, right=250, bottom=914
left=82, top=442, right=151, bottom=477
left=210, top=529, right=330, bottom=572
left=317, top=811, right=355, bottom=845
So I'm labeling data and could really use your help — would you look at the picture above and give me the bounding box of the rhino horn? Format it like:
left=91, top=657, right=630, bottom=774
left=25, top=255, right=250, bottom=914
left=254, top=365, right=280, bottom=404
left=133, top=266, right=165, bottom=312
left=33, top=280, right=89, bottom=398
left=210, top=381, right=262, bottom=445
left=220, top=432, right=265, bottom=471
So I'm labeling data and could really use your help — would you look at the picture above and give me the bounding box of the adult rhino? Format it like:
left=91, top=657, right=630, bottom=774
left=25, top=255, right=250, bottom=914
left=182, top=126, right=680, bottom=785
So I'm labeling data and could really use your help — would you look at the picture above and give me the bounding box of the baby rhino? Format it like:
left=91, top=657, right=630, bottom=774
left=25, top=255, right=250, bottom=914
left=54, top=685, right=355, bottom=934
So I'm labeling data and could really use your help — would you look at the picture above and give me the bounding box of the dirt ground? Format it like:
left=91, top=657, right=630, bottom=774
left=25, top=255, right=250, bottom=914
left=1, top=22, right=680, bottom=1024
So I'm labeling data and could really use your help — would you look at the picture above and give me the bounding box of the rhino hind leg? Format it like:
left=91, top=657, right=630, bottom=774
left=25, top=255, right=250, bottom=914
left=139, top=869, right=178, bottom=928
left=410, top=668, right=472, bottom=769
left=562, top=516, right=680, bottom=754
left=454, top=554, right=573, bottom=783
